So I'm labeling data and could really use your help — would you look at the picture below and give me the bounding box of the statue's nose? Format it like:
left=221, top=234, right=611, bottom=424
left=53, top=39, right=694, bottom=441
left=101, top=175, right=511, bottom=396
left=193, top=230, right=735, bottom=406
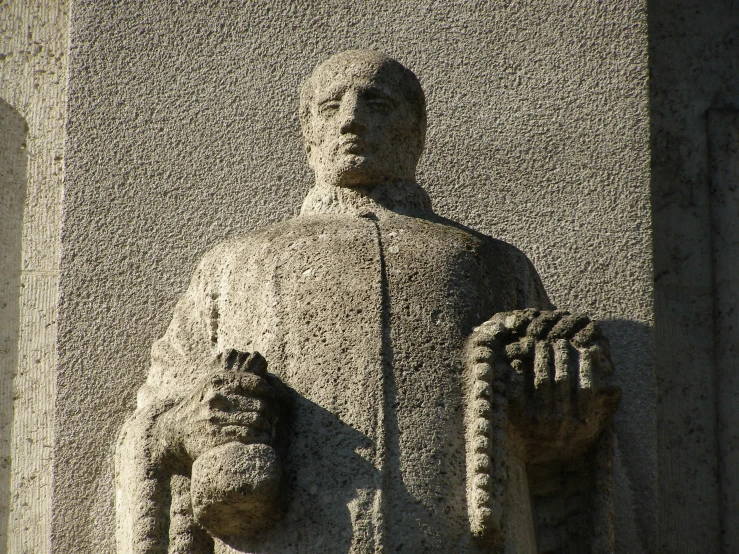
left=339, top=97, right=367, bottom=134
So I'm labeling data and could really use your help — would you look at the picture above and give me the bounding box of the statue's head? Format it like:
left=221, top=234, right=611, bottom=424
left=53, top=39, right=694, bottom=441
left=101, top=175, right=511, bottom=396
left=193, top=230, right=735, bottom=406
left=299, top=50, right=426, bottom=189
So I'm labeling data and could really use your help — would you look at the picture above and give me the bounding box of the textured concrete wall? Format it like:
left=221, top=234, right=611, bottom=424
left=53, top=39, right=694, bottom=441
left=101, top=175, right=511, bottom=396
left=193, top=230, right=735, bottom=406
left=649, top=1, right=739, bottom=552
left=0, top=1, right=68, bottom=553
left=56, top=1, right=653, bottom=552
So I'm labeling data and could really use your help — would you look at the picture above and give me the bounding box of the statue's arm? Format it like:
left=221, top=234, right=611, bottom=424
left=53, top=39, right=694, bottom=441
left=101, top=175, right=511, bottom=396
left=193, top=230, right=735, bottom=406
left=464, top=246, right=620, bottom=550
left=115, top=400, right=178, bottom=554
left=116, top=246, right=286, bottom=552
left=140, top=249, right=224, bottom=407
left=115, top=252, right=222, bottom=554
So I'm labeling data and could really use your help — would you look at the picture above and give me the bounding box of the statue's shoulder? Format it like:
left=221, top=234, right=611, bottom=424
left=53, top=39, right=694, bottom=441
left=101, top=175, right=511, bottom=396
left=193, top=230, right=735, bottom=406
left=426, top=214, right=533, bottom=265
left=479, top=233, right=534, bottom=266
left=425, top=214, right=552, bottom=305
left=195, top=216, right=344, bottom=273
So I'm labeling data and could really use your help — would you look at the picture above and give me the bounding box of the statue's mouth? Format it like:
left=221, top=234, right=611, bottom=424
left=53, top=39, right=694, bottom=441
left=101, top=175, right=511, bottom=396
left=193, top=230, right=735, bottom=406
left=339, top=136, right=365, bottom=153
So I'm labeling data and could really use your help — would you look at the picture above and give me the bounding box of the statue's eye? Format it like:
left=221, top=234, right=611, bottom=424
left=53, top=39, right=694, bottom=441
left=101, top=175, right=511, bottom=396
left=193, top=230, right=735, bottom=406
left=365, top=94, right=394, bottom=113
left=318, top=101, right=340, bottom=116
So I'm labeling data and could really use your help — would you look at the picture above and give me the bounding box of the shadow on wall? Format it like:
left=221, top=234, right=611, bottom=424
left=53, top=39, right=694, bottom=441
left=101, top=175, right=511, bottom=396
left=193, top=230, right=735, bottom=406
left=598, top=318, right=654, bottom=554
left=0, top=98, right=28, bottom=548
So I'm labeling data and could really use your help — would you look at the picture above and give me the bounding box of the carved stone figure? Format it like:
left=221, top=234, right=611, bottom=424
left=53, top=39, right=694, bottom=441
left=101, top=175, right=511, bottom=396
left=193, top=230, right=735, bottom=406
left=115, top=50, right=620, bottom=553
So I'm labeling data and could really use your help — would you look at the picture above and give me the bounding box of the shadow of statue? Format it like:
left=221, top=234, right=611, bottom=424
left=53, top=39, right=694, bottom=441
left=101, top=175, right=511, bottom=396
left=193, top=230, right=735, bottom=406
left=221, top=392, right=396, bottom=553
left=526, top=318, right=653, bottom=554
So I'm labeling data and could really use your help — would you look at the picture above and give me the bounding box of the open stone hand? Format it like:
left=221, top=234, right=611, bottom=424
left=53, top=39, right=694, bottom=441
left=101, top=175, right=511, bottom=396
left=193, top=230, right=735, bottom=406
left=468, top=309, right=621, bottom=463
left=156, top=350, right=285, bottom=464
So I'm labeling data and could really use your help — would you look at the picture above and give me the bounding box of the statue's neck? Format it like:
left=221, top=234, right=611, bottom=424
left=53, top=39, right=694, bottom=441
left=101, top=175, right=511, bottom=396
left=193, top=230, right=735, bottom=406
left=300, top=181, right=433, bottom=217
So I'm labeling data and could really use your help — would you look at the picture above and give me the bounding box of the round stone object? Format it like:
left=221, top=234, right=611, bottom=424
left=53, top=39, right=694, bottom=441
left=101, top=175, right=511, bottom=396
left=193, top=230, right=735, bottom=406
left=190, top=442, right=282, bottom=538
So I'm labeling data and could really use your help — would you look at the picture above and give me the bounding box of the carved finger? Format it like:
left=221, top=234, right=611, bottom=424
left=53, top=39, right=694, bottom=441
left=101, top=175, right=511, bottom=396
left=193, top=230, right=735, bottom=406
left=223, top=349, right=245, bottom=371
left=533, top=341, right=554, bottom=415
left=482, top=311, right=511, bottom=327
left=222, top=410, right=272, bottom=430
left=209, top=371, right=251, bottom=390
left=506, top=309, right=539, bottom=335
left=576, top=347, right=596, bottom=419
left=222, top=349, right=268, bottom=377
left=594, top=339, right=615, bottom=378
left=586, top=342, right=620, bottom=415
left=218, top=423, right=272, bottom=445
left=483, top=310, right=538, bottom=337
left=581, top=342, right=616, bottom=384
left=243, top=351, right=269, bottom=376
left=526, top=310, right=565, bottom=339
left=507, top=357, right=532, bottom=408
left=570, top=321, right=603, bottom=349
left=207, top=393, right=274, bottom=418
left=473, top=318, right=510, bottom=343
left=553, top=339, right=573, bottom=417
left=549, top=313, right=591, bottom=341
left=206, top=410, right=274, bottom=441
left=210, top=372, right=276, bottom=399
left=500, top=359, right=523, bottom=404
left=505, top=336, right=535, bottom=360
left=205, top=392, right=236, bottom=413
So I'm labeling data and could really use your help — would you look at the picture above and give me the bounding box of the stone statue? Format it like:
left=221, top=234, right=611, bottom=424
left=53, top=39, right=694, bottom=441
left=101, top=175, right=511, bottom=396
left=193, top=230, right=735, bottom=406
left=115, top=50, right=620, bottom=553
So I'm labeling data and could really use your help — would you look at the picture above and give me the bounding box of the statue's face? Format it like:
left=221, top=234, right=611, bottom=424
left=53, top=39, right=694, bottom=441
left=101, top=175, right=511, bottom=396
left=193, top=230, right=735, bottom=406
left=304, top=59, right=423, bottom=188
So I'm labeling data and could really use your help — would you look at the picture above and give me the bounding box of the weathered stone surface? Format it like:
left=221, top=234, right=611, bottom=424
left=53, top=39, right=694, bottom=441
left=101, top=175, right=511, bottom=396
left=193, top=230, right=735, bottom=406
left=54, top=3, right=653, bottom=553
left=190, top=442, right=283, bottom=538
left=0, top=2, right=68, bottom=552
left=0, top=97, right=27, bottom=554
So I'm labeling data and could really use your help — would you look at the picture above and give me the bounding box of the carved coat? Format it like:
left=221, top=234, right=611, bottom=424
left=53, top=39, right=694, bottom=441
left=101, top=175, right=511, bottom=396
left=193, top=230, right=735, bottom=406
left=116, top=183, right=552, bottom=554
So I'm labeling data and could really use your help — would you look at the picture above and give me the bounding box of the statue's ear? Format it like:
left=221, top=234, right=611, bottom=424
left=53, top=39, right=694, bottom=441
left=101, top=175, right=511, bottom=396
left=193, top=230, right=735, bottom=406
left=304, top=143, right=316, bottom=170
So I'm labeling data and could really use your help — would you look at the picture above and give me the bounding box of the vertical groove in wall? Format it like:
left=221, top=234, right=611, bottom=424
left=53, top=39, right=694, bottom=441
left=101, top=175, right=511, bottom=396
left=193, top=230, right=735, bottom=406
left=648, top=2, right=739, bottom=551
left=654, top=284, right=719, bottom=552
left=0, top=0, right=69, bottom=552
left=0, top=99, right=27, bottom=554
left=8, top=275, right=57, bottom=554
left=707, top=109, right=739, bottom=554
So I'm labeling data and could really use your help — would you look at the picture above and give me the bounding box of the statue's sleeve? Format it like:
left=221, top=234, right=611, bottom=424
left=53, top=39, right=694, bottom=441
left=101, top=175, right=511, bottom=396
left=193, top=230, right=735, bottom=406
left=115, top=247, right=225, bottom=554
left=140, top=247, right=225, bottom=407
left=511, top=246, right=555, bottom=312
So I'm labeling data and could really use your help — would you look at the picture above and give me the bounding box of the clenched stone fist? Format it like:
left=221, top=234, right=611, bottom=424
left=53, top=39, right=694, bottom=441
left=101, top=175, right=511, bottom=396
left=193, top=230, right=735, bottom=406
left=467, top=309, right=621, bottom=463
left=155, top=350, right=287, bottom=464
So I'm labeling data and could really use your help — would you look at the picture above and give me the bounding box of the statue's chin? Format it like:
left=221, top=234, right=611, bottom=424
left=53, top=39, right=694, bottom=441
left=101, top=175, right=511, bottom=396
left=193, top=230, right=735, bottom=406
left=330, top=167, right=380, bottom=189
left=317, top=159, right=410, bottom=190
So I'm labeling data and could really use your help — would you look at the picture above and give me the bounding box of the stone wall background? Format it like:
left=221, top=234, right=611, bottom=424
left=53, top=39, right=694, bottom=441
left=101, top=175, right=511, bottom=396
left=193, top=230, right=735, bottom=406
left=3, top=2, right=733, bottom=551
left=4, top=1, right=701, bottom=552
left=0, top=1, right=68, bottom=553
left=53, top=2, right=653, bottom=552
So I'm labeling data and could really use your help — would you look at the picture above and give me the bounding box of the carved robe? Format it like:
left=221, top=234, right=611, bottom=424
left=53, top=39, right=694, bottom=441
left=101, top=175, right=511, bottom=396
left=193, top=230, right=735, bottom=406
left=116, top=183, right=552, bottom=553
